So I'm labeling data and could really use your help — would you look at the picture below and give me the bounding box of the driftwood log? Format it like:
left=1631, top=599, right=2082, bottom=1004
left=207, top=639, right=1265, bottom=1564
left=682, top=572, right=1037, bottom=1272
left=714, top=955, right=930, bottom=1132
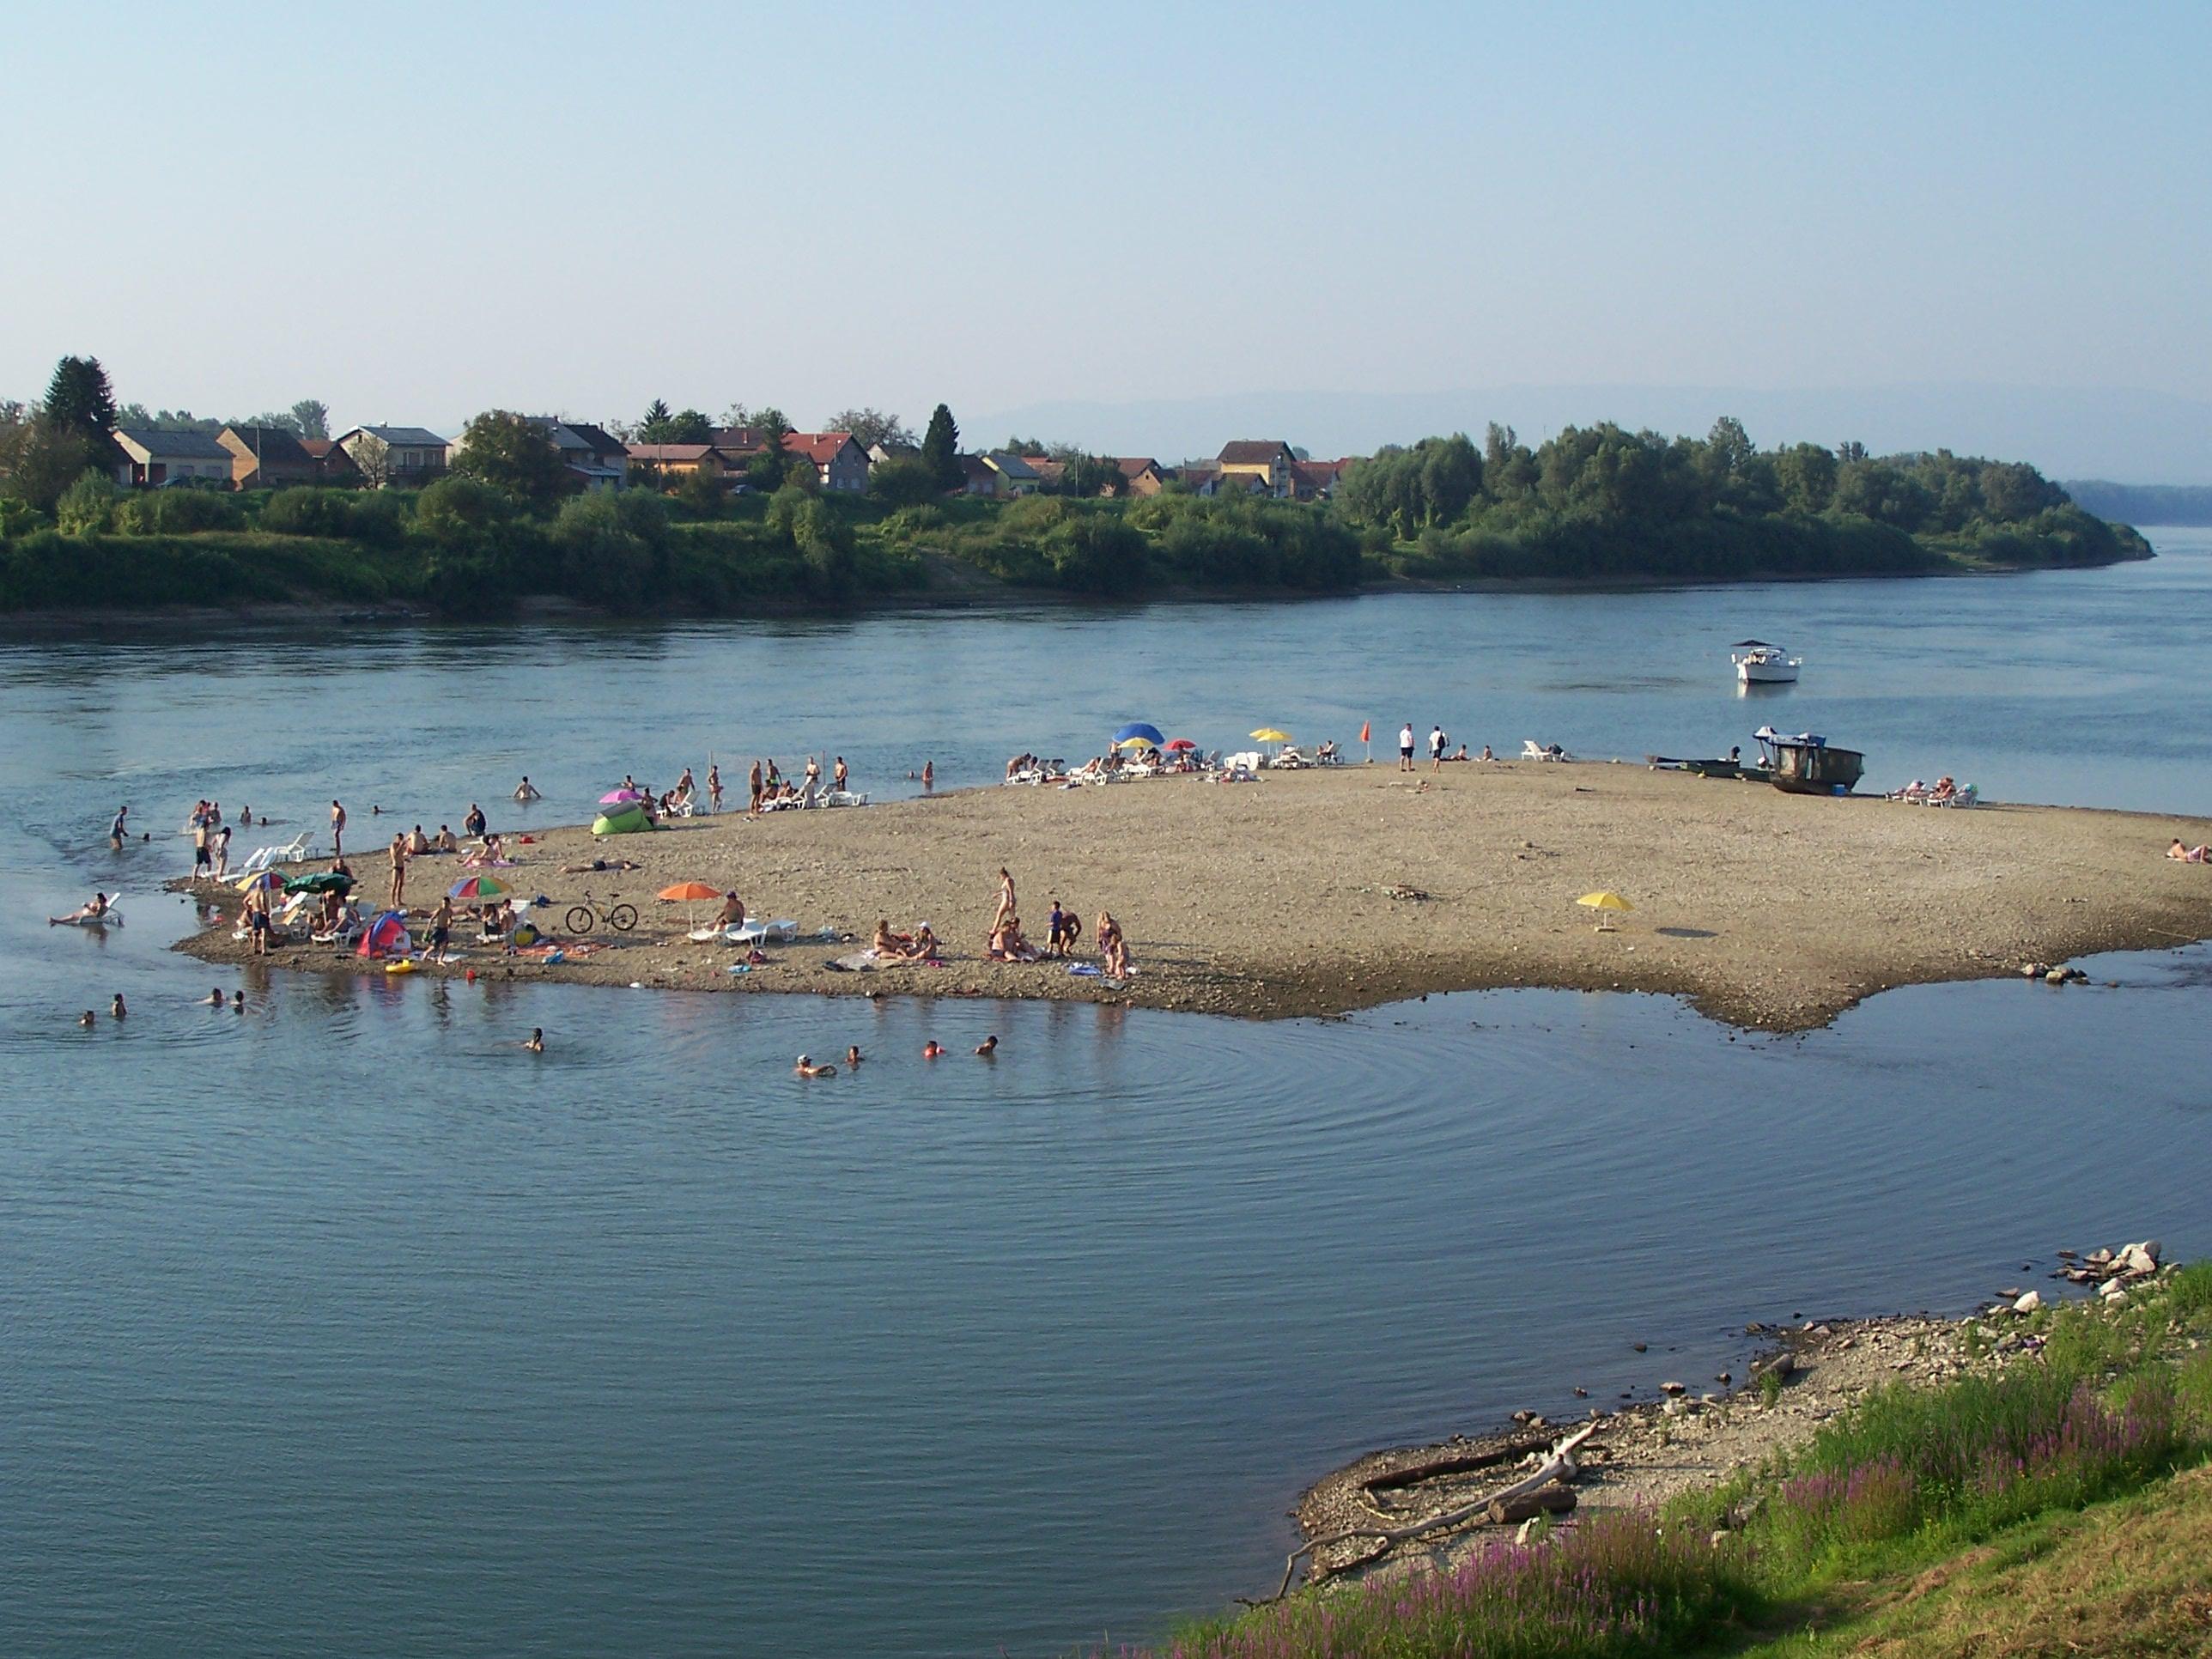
left=1254, top=1422, right=1597, bottom=1604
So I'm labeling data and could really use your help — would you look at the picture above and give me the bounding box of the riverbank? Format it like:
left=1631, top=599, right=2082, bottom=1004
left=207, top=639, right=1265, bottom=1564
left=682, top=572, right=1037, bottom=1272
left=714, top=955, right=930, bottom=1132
left=171, top=763, right=2212, bottom=1029
left=1159, top=1249, right=2211, bottom=1657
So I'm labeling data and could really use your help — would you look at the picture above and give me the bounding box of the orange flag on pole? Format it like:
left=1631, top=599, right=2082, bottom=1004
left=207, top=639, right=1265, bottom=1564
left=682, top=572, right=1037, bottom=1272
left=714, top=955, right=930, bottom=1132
left=1359, top=720, right=1370, bottom=743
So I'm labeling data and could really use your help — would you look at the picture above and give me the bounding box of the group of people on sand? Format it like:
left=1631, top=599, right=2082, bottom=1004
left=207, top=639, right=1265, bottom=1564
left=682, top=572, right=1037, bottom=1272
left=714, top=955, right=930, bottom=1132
left=795, top=1034, right=996, bottom=1078
left=1396, top=724, right=1491, bottom=772
left=983, top=866, right=1130, bottom=976
left=741, top=754, right=853, bottom=813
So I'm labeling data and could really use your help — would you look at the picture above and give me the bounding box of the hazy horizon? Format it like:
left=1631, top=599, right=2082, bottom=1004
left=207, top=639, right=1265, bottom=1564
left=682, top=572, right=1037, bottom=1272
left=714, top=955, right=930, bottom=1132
left=8, top=3, right=2206, bottom=477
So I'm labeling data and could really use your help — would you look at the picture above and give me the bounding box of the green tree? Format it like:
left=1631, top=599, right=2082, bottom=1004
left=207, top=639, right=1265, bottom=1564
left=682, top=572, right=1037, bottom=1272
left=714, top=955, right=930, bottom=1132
left=752, top=407, right=792, bottom=450
left=667, top=408, right=713, bottom=443
left=42, top=356, right=118, bottom=442
left=450, top=410, right=570, bottom=506
left=10, top=427, right=106, bottom=512
left=793, top=495, right=854, bottom=592
left=55, top=471, right=118, bottom=534
left=1060, top=453, right=1121, bottom=497
left=921, top=403, right=961, bottom=490
left=290, top=399, right=330, bottom=441
left=673, top=464, right=725, bottom=518
left=637, top=398, right=675, bottom=441
left=824, top=408, right=915, bottom=453
left=415, top=473, right=518, bottom=542
left=1775, top=443, right=1838, bottom=514
left=868, top=455, right=941, bottom=507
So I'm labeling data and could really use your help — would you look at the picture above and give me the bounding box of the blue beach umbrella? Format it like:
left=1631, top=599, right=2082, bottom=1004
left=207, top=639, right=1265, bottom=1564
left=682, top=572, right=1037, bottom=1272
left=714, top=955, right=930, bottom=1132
left=1113, top=721, right=1165, bottom=748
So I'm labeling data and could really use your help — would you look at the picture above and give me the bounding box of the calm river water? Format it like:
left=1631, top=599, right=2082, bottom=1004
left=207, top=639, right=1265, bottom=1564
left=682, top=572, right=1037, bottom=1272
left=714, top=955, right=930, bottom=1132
left=4, top=532, right=2210, bottom=1656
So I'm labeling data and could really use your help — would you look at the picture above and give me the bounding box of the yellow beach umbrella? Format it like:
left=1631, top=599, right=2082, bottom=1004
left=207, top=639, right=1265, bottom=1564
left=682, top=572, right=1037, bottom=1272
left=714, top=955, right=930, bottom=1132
left=1577, top=890, right=1634, bottom=932
left=1249, top=728, right=1291, bottom=744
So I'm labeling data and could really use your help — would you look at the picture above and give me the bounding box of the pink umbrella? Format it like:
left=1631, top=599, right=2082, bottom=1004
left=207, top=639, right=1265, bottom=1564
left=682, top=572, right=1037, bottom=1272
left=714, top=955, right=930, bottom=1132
left=599, top=788, right=644, bottom=805
left=1164, top=738, right=1197, bottom=751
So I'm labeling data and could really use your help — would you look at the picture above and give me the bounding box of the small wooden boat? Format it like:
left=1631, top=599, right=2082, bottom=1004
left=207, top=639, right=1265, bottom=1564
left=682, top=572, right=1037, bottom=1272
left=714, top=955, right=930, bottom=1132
left=1756, top=728, right=1864, bottom=795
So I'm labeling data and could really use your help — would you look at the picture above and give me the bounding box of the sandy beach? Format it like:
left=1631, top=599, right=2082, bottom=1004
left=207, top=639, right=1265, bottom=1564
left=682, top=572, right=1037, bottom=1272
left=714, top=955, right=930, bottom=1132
left=173, top=762, right=2212, bottom=1030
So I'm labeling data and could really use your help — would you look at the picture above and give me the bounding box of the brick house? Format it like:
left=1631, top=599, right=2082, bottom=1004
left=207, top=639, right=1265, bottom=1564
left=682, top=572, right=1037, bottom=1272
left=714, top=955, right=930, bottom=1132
left=217, top=425, right=321, bottom=490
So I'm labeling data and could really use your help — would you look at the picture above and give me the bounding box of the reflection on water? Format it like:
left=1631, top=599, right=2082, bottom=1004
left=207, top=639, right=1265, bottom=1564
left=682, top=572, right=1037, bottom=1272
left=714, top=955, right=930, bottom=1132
left=3, top=532, right=2210, bottom=1657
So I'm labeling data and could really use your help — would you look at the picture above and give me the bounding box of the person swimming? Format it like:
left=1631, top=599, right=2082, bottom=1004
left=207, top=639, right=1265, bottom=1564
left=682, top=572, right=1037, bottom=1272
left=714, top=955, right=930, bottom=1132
left=231, top=990, right=244, bottom=1011
left=78, top=1010, right=96, bottom=1028
left=975, top=1034, right=998, bottom=1056
left=844, top=1045, right=863, bottom=1067
left=922, top=1041, right=943, bottom=1059
left=206, top=987, right=226, bottom=1006
left=110, top=994, right=127, bottom=1019
left=795, top=1054, right=836, bottom=1078
left=524, top=1028, right=544, bottom=1053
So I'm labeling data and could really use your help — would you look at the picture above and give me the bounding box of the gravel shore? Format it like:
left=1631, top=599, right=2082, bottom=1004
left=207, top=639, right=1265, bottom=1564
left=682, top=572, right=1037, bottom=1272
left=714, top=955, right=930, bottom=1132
left=173, top=762, right=2212, bottom=1030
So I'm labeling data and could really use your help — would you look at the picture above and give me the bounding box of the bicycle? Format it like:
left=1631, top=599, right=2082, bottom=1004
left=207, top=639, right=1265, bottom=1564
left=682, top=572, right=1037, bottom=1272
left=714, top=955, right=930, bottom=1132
left=564, top=898, right=638, bottom=935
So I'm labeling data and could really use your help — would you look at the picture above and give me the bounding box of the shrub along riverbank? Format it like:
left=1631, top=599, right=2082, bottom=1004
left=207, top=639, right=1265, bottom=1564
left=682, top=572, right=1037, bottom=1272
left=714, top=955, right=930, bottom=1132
left=1139, top=1261, right=2212, bottom=1659
left=0, top=422, right=2153, bottom=617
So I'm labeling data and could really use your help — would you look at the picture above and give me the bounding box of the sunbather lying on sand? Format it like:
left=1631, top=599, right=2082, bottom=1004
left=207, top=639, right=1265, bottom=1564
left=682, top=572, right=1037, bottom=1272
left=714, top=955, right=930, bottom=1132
left=2168, top=839, right=2208, bottom=863
left=562, top=857, right=640, bottom=874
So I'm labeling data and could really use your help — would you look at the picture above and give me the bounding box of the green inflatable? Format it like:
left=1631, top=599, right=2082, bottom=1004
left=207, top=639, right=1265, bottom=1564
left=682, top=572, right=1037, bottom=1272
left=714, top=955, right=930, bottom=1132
left=591, top=803, right=650, bottom=836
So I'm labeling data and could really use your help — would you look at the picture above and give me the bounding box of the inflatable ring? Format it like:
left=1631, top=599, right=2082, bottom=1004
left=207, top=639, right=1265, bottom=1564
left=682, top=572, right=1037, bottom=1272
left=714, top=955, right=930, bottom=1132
left=384, top=958, right=417, bottom=975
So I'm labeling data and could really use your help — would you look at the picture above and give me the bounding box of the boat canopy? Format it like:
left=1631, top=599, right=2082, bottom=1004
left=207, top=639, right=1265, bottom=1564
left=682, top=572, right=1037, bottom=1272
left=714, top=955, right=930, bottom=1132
left=1731, top=639, right=1781, bottom=649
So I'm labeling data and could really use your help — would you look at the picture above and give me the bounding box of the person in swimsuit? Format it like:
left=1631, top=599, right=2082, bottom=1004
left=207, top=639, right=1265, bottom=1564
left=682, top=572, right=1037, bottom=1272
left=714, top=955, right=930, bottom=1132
left=707, top=765, right=722, bottom=814
left=921, top=760, right=933, bottom=792
left=872, top=918, right=902, bottom=956
left=206, top=987, right=226, bottom=1006
left=832, top=757, right=848, bottom=793
left=794, top=1054, right=836, bottom=1078
left=79, top=1010, right=97, bottom=1027
left=904, top=923, right=937, bottom=960
left=331, top=800, right=346, bottom=855
left=192, top=822, right=211, bottom=878
left=109, top=804, right=129, bottom=848
left=974, top=1035, right=998, bottom=1057
left=387, top=835, right=409, bottom=908
left=922, top=1040, right=943, bottom=1058
left=232, top=990, right=244, bottom=1011
left=409, top=825, right=430, bottom=855
left=111, top=994, right=127, bottom=1019
left=248, top=891, right=271, bottom=956
left=213, top=826, right=232, bottom=879
left=523, top=1029, right=544, bottom=1053
left=464, top=804, right=488, bottom=841
left=719, top=892, right=748, bottom=930
left=50, top=893, right=111, bottom=925
left=748, top=760, right=765, bottom=815
left=428, top=896, right=453, bottom=959
left=844, top=1045, right=863, bottom=1067
left=993, top=866, right=1017, bottom=933
left=514, top=776, right=541, bottom=802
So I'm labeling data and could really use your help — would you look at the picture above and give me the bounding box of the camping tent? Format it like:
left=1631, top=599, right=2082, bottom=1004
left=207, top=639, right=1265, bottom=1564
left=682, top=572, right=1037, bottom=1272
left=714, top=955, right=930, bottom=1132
left=592, top=803, right=651, bottom=836
left=356, top=909, right=413, bottom=958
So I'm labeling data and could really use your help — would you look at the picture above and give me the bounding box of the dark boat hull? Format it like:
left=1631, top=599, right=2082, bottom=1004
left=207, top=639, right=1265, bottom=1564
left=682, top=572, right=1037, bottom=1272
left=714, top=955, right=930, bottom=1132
left=1771, top=745, right=1865, bottom=794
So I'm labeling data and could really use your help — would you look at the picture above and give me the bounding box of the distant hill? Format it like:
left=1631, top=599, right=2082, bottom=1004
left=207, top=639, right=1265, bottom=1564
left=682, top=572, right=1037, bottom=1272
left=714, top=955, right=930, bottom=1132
left=2062, top=481, right=2212, bottom=526
left=975, top=383, right=2212, bottom=483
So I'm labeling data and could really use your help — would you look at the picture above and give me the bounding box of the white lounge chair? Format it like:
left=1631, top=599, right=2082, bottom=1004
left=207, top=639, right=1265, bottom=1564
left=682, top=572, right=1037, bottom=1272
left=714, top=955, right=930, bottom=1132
left=1522, top=740, right=1571, bottom=763
left=726, top=919, right=799, bottom=947
left=236, top=831, right=313, bottom=875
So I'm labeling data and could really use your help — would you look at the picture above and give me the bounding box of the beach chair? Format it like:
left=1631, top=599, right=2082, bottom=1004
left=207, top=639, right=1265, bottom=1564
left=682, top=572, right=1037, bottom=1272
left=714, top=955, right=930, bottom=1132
left=237, top=831, right=313, bottom=875
left=1522, top=740, right=1570, bottom=763
left=1936, top=783, right=1980, bottom=807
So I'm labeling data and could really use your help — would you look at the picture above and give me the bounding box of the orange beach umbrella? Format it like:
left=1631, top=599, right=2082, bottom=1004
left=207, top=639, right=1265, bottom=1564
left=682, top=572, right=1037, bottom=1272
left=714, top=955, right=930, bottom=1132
left=658, top=880, right=723, bottom=928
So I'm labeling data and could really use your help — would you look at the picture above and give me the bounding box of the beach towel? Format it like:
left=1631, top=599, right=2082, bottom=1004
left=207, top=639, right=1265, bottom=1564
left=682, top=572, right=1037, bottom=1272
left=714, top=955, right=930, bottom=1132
left=823, top=951, right=879, bottom=972
left=1067, top=962, right=1102, bottom=976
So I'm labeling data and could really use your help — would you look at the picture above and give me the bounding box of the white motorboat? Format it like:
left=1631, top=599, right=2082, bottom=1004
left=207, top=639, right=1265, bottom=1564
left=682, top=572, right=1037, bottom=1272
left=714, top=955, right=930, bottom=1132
left=1731, top=640, right=1802, bottom=684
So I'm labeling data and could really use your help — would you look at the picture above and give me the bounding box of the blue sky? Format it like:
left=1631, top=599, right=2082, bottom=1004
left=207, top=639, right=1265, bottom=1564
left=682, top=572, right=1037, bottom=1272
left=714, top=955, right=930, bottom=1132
left=7, top=1, right=2207, bottom=441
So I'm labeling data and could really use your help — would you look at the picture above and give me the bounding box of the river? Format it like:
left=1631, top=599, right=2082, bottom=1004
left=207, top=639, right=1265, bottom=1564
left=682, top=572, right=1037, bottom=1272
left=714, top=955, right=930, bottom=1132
left=4, top=532, right=2209, bottom=1656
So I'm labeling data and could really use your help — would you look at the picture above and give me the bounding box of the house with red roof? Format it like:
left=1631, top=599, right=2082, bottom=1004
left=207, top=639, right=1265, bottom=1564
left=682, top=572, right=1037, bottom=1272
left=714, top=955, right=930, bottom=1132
left=781, top=431, right=869, bottom=493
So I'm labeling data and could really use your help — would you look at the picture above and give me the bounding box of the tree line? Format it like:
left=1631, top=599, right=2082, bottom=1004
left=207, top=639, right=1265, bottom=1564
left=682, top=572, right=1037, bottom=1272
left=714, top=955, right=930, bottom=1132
left=1332, top=419, right=2146, bottom=578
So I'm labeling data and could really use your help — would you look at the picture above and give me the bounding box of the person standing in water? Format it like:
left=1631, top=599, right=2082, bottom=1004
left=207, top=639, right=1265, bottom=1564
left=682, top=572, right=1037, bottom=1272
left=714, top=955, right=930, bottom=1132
left=514, top=776, right=541, bottom=802
left=523, top=1029, right=544, bottom=1053
left=331, top=799, right=347, bottom=856
left=748, top=759, right=765, bottom=816
left=108, top=804, right=129, bottom=848
left=707, top=764, right=722, bottom=814
left=921, top=759, right=933, bottom=792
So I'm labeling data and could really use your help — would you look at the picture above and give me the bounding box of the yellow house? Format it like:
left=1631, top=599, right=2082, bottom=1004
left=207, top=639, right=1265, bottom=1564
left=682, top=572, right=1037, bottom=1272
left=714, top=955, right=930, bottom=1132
left=1216, top=441, right=1297, bottom=498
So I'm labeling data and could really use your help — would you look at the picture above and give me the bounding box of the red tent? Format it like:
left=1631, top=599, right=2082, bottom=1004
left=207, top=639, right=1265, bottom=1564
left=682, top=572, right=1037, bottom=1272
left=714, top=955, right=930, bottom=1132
left=356, top=909, right=413, bottom=958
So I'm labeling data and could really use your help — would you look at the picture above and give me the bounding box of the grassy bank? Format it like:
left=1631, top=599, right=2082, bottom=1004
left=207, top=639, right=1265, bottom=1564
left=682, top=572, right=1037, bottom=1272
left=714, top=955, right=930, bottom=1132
left=0, top=451, right=2153, bottom=619
left=1139, top=1261, right=2212, bottom=1658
